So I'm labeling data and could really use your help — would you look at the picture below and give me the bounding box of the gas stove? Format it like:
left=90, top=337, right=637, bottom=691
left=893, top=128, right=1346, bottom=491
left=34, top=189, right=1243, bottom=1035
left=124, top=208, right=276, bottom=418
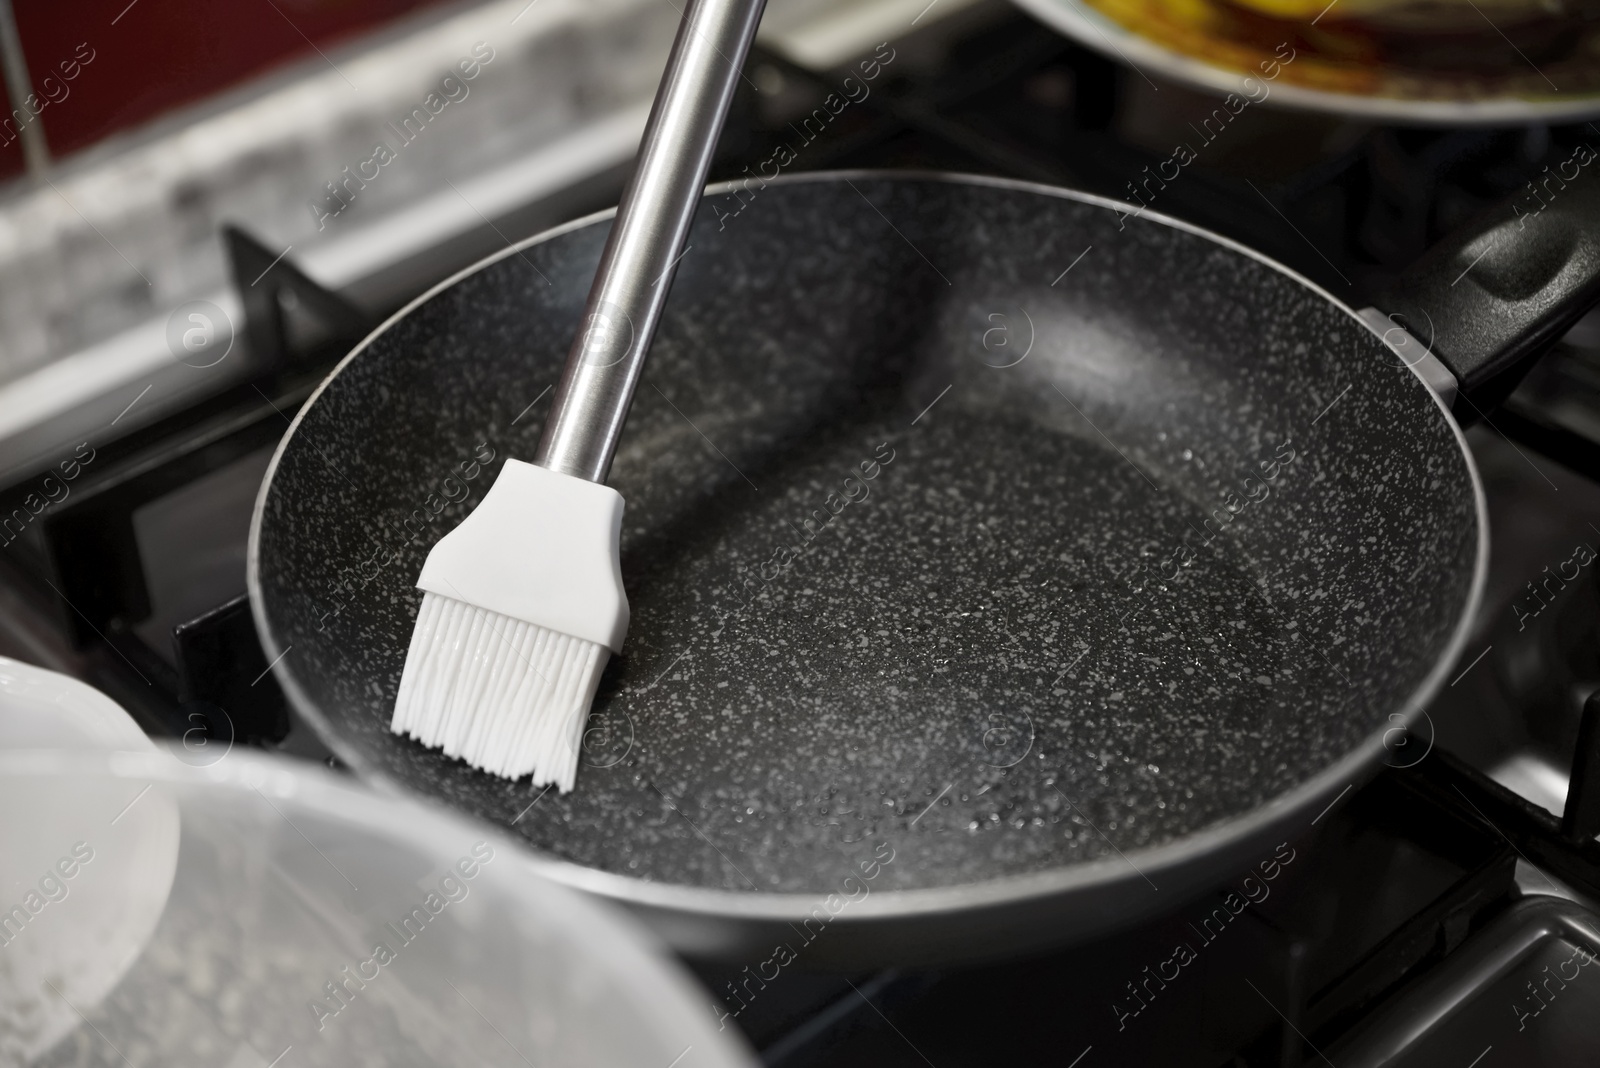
left=3, top=3, right=1600, bottom=1065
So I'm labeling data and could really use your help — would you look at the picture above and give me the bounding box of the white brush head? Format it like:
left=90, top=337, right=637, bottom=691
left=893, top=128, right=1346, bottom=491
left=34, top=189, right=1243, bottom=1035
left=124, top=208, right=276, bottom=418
left=391, top=460, right=628, bottom=790
left=392, top=594, right=609, bottom=789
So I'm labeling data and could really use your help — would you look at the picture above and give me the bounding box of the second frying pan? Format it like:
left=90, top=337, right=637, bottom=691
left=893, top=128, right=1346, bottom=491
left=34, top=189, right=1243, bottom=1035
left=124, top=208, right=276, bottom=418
left=248, top=170, right=1598, bottom=966
left=1012, top=0, right=1600, bottom=124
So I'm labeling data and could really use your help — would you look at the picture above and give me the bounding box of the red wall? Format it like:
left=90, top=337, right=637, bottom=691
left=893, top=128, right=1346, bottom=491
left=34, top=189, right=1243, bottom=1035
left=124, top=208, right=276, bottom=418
left=0, top=0, right=450, bottom=180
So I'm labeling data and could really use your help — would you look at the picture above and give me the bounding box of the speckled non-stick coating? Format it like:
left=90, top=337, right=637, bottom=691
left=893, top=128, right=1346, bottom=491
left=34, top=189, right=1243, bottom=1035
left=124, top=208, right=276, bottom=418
left=251, top=175, right=1477, bottom=901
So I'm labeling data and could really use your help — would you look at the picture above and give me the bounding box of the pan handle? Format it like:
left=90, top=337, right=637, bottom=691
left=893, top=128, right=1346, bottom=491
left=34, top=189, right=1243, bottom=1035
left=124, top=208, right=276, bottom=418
left=1372, top=150, right=1600, bottom=422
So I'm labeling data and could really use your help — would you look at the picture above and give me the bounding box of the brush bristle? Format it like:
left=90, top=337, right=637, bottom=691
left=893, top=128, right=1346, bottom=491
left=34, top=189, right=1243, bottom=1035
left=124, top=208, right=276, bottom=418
left=391, top=592, right=609, bottom=791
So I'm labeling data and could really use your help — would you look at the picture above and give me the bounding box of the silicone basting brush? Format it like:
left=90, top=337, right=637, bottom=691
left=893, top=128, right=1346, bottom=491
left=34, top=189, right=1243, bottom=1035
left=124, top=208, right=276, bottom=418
left=390, top=0, right=767, bottom=790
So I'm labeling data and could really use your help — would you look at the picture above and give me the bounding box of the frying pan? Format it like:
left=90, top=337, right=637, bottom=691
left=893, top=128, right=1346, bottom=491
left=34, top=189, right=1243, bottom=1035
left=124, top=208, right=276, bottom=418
left=249, top=169, right=1600, bottom=967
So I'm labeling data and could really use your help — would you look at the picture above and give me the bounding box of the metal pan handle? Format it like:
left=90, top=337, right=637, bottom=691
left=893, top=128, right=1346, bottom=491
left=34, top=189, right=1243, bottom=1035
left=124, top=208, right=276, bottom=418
left=1373, top=150, right=1600, bottom=422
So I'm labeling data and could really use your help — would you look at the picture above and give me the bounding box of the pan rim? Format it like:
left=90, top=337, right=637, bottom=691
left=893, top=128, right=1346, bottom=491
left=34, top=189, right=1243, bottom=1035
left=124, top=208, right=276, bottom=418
left=247, top=168, right=1489, bottom=924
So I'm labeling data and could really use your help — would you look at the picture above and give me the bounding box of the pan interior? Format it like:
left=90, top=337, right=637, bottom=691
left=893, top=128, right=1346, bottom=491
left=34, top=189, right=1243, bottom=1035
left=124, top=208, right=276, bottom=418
left=253, top=177, right=1478, bottom=896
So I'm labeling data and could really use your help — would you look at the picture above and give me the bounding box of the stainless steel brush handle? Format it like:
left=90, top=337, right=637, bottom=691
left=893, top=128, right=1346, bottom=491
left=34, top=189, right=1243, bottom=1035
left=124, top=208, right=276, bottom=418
left=534, top=0, right=767, bottom=483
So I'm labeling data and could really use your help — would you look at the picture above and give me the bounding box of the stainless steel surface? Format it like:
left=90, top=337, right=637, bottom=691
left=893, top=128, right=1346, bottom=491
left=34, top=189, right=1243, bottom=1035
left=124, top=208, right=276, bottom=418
left=535, top=0, right=768, bottom=483
left=1332, top=896, right=1600, bottom=1066
left=1430, top=426, right=1600, bottom=819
